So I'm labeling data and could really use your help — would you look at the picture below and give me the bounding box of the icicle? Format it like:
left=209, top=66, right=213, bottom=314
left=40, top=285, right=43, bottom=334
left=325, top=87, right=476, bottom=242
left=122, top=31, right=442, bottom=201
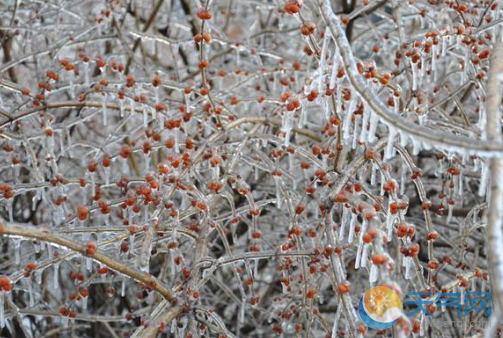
left=361, top=244, right=370, bottom=268
left=0, top=292, right=4, bottom=329
left=420, top=53, right=427, bottom=77
left=369, top=264, right=379, bottom=283
left=65, top=127, right=73, bottom=158
left=101, top=94, right=108, bottom=126
left=86, top=257, right=92, bottom=271
left=359, top=107, right=370, bottom=143
left=386, top=211, right=394, bottom=242
left=447, top=203, right=453, bottom=224
left=405, top=257, right=413, bottom=279
left=336, top=76, right=343, bottom=113
left=274, top=177, right=282, bottom=209
left=239, top=297, right=246, bottom=323
left=130, top=233, right=135, bottom=254
left=14, top=239, right=21, bottom=265
left=28, top=281, right=34, bottom=307
left=385, top=126, right=396, bottom=160
left=53, top=262, right=60, bottom=289
left=411, top=60, right=419, bottom=91
left=35, top=269, right=43, bottom=284
left=352, top=115, right=360, bottom=149
left=119, top=99, right=125, bottom=117
left=380, top=171, right=385, bottom=196
left=82, top=295, right=88, bottom=310
left=69, top=72, right=75, bottom=99
left=355, top=219, right=368, bottom=269
left=420, top=313, right=425, bottom=336
left=370, top=164, right=377, bottom=186
left=331, top=305, right=342, bottom=338
left=329, top=55, right=339, bottom=90
left=174, top=129, right=179, bottom=153
left=84, top=62, right=90, bottom=87
left=348, top=213, right=357, bottom=243
left=339, top=207, right=349, bottom=241
left=367, top=111, right=379, bottom=143
left=432, top=44, right=438, bottom=81
left=318, top=32, right=331, bottom=92
left=59, top=130, right=65, bottom=157
left=441, top=35, right=447, bottom=57
left=104, top=166, right=110, bottom=186
left=458, top=172, right=463, bottom=197
left=343, top=97, right=356, bottom=140
left=121, top=278, right=126, bottom=297
left=478, top=162, right=489, bottom=197
left=143, top=108, right=148, bottom=128
left=144, top=153, right=150, bottom=172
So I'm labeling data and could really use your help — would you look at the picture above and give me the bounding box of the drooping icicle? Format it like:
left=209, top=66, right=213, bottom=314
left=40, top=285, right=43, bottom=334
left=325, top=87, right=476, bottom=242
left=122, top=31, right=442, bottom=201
left=35, top=269, right=43, bottom=284
left=385, top=126, right=396, bottom=160
left=274, top=176, right=282, bottom=209
left=130, top=233, right=135, bottom=254
left=339, top=207, right=349, bottom=241
left=348, top=213, right=357, bottom=243
left=119, top=99, right=125, bottom=117
left=370, top=164, right=377, bottom=186
left=59, top=130, right=65, bottom=157
left=420, top=313, right=426, bottom=336
left=104, top=165, right=111, bottom=186
left=121, top=278, right=126, bottom=297
left=0, top=292, right=4, bottom=328
left=411, top=60, right=419, bottom=91
left=82, top=295, right=88, bottom=310
left=69, top=72, right=75, bottom=99
left=143, top=108, right=148, bottom=128
left=174, top=129, right=179, bottom=153
left=14, top=239, right=21, bottom=265
left=478, top=162, right=489, bottom=197
left=86, top=257, right=92, bottom=271
left=28, top=280, right=34, bottom=307
left=367, top=111, right=379, bottom=143
left=458, top=172, right=463, bottom=197
left=343, top=96, right=357, bottom=140
left=101, top=94, right=108, bottom=126
left=361, top=244, right=371, bottom=268
left=386, top=210, right=394, bottom=242
left=144, top=153, right=150, bottom=172
left=447, top=202, right=453, bottom=224
left=369, top=264, right=379, bottom=283
left=380, top=171, right=385, bottom=196
left=239, top=297, right=246, bottom=323
left=405, top=257, right=414, bottom=279
left=53, top=262, right=60, bottom=289
left=329, top=55, right=339, bottom=90
left=359, top=106, right=370, bottom=143
left=331, top=305, right=342, bottom=338
left=352, top=115, right=360, bottom=149
left=318, top=32, right=331, bottom=93
left=336, top=76, right=343, bottom=113
left=355, top=219, right=368, bottom=269
left=84, top=62, right=90, bottom=87
left=432, top=44, right=438, bottom=81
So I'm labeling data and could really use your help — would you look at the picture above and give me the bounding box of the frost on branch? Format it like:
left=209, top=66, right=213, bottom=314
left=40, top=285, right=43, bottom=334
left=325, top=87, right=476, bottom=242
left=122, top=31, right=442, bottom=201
left=0, top=0, right=502, bottom=337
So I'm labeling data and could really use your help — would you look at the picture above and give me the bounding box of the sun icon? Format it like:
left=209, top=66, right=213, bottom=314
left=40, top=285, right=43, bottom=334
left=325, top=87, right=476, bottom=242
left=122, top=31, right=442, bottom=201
left=368, top=289, right=391, bottom=314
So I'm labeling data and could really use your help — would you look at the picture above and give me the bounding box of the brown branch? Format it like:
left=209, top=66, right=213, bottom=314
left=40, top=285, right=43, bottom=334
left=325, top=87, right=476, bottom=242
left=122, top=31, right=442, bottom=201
left=1, top=225, right=177, bottom=304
